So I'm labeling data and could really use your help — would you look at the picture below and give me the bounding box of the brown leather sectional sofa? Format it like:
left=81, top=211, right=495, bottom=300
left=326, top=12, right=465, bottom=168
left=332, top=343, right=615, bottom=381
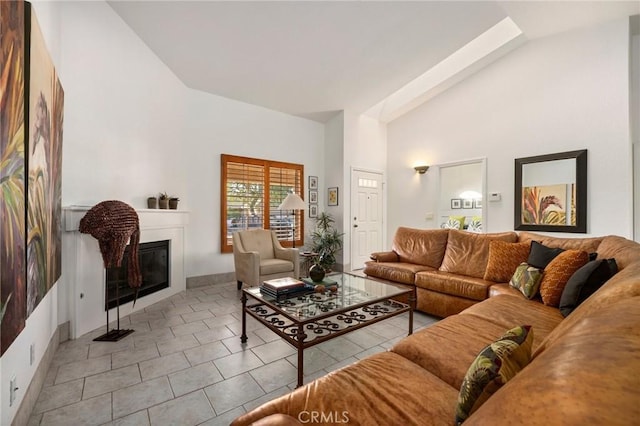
left=232, top=229, right=640, bottom=425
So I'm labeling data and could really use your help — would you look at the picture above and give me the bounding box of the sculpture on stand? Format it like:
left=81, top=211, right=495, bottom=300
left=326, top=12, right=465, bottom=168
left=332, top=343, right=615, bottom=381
left=80, top=200, right=141, bottom=341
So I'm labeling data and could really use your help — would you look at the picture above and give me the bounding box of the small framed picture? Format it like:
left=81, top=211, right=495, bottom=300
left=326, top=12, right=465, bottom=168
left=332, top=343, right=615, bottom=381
left=474, top=199, right=482, bottom=209
left=309, top=190, right=318, bottom=204
left=328, top=187, right=339, bottom=206
left=451, top=199, right=462, bottom=209
left=309, top=176, right=318, bottom=190
left=463, top=199, right=473, bottom=209
left=309, top=204, right=318, bottom=218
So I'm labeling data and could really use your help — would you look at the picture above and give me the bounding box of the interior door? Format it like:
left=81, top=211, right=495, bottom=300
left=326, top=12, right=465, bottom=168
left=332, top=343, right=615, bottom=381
left=351, top=169, right=383, bottom=270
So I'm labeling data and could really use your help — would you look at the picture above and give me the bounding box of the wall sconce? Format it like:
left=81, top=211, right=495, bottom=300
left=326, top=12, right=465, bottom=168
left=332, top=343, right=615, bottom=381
left=414, top=165, right=430, bottom=174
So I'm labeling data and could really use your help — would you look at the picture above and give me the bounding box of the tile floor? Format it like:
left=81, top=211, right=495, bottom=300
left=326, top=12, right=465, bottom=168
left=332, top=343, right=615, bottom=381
left=28, top=281, right=438, bottom=426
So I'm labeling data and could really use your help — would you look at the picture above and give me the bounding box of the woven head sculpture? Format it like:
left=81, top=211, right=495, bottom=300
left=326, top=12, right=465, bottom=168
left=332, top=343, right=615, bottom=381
left=79, top=201, right=142, bottom=298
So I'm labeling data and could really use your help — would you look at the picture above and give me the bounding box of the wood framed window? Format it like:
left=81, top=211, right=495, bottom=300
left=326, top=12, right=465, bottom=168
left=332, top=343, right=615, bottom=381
left=221, top=154, right=304, bottom=253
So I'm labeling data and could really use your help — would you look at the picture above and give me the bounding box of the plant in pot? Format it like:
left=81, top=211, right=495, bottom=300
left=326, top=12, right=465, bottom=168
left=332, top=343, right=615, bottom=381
left=309, top=212, right=343, bottom=281
left=158, top=192, right=169, bottom=209
left=169, top=196, right=180, bottom=210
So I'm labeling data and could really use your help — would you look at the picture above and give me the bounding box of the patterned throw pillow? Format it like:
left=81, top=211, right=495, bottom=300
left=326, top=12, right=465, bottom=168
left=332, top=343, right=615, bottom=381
left=484, top=241, right=531, bottom=282
left=509, top=263, right=543, bottom=299
left=443, top=216, right=465, bottom=230
left=539, top=250, right=589, bottom=307
left=467, top=217, right=482, bottom=233
left=455, top=325, right=534, bottom=424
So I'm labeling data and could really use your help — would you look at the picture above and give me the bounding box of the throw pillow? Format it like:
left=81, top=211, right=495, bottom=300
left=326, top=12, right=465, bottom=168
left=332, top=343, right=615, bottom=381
left=455, top=325, right=534, bottom=425
left=484, top=241, right=531, bottom=283
left=527, top=241, right=565, bottom=269
left=509, top=263, right=543, bottom=299
left=467, top=216, right=482, bottom=233
left=539, top=250, right=589, bottom=307
left=559, top=258, right=618, bottom=317
left=443, top=216, right=465, bottom=230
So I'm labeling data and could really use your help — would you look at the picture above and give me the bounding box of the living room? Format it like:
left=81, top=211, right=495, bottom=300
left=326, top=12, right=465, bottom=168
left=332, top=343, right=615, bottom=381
left=1, top=1, right=639, bottom=425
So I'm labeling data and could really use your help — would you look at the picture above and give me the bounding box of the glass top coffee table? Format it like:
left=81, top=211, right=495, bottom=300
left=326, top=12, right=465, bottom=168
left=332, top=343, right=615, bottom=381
left=241, top=272, right=416, bottom=387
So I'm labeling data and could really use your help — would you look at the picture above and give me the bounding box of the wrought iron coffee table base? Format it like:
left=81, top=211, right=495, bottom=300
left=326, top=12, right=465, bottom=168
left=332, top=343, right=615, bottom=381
left=241, top=289, right=415, bottom=387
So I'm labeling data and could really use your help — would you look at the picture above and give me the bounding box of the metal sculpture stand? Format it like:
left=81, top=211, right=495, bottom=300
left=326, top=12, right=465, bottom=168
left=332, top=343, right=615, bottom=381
left=94, top=267, right=134, bottom=342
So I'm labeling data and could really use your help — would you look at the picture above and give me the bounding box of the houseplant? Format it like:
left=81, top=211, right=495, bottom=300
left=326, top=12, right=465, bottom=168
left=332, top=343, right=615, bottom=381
left=310, top=212, right=343, bottom=272
left=158, top=192, right=169, bottom=209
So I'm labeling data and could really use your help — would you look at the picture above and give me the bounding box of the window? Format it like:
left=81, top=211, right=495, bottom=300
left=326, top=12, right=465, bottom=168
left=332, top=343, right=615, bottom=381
left=221, top=154, right=304, bottom=253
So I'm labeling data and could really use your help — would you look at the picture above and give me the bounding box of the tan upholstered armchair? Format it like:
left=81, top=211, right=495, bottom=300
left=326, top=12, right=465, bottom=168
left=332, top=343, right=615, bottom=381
left=232, top=229, right=300, bottom=290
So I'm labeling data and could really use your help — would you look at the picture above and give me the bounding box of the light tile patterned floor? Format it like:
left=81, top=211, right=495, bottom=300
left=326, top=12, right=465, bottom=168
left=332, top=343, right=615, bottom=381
left=28, top=281, right=438, bottom=426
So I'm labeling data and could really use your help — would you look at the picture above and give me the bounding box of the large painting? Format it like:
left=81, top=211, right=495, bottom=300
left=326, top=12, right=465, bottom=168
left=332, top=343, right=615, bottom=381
left=1, top=0, right=27, bottom=355
left=26, top=5, right=64, bottom=316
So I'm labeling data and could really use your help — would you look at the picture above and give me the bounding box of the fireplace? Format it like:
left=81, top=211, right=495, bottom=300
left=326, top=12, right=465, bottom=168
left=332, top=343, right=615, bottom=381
left=105, top=240, right=170, bottom=310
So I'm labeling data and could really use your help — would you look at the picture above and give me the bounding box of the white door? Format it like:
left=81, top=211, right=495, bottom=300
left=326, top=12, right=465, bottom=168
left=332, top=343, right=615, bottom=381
left=351, top=169, right=383, bottom=270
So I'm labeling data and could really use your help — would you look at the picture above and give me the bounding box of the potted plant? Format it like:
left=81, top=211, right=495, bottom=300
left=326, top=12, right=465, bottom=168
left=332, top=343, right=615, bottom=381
left=147, top=196, right=158, bottom=209
left=169, top=196, right=180, bottom=210
left=310, top=212, right=344, bottom=273
left=158, top=192, right=169, bottom=209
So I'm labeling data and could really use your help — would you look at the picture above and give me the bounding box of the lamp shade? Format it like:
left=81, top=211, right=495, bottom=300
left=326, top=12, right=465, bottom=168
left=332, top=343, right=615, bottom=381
left=278, top=193, right=306, bottom=211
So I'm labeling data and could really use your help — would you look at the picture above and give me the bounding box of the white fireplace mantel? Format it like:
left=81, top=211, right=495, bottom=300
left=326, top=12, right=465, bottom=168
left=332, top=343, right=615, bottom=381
left=62, top=206, right=189, bottom=338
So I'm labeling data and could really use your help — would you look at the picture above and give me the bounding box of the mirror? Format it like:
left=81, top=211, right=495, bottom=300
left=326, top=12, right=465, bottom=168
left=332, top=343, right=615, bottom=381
left=515, top=150, right=587, bottom=233
left=437, top=159, right=486, bottom=232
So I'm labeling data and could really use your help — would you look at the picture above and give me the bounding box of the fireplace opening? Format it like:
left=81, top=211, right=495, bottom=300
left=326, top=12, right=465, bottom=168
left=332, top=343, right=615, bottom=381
left=105, top=240, right=170, bottom=310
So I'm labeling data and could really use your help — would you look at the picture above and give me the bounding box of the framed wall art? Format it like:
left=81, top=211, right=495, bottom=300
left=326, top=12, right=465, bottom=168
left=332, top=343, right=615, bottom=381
left=514, top=150, right=587, bottom=233
left=309, top=190, right=318, bottom=204
left=462, top=199, right=473, bottom=209
left=451, top=199, right=461, bottom=209
left=328, top=187, right=338, bottom=206
left=308, top=176, right=318, bottom=190
left=309, top=204, right=318, bottom=218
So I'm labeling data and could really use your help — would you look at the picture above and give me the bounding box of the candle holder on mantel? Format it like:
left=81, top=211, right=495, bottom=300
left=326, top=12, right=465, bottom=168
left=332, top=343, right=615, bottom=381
left=79, top=201, right=141, bottom=342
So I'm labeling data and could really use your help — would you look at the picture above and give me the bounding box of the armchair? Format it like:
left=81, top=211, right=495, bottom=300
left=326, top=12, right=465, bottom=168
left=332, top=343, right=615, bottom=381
left=232, top=229, right=300, bottom=290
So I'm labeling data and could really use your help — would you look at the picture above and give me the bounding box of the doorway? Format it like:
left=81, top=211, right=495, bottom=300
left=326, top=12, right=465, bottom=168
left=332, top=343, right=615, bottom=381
left=350, top=169, right=384, bottom=270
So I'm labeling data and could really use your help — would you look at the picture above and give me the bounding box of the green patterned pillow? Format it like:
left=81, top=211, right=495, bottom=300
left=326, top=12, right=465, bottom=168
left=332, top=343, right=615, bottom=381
left=509, top=262, right=543, bottom=299
left=466, top=217, right=482, bottom=233
left=455, top=325, right=534, bottom=424
left=443, top=216, right=465, bottom=230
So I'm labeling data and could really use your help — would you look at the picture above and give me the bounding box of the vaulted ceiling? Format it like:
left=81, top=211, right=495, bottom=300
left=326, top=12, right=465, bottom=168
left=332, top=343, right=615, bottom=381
left=109, top=1, right=640, bottom=122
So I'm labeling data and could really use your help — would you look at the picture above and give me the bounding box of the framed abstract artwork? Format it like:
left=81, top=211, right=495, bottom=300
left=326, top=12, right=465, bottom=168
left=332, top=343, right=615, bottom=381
left=514, top=150, right=587, bottom=233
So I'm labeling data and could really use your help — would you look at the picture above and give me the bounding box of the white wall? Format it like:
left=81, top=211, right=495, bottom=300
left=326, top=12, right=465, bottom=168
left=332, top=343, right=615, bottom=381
left=184, top=89, right=324, bottom=277
left=387, top=18, right=633, bottom=238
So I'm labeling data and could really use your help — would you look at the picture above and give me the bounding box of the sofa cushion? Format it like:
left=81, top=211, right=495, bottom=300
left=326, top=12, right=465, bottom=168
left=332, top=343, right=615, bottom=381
left=443, top=216, right=465, bottom=230
left=238, top=229, right=276, bottom=260
left=392, top=227, right=450, bottom=268
left=559, top=259, right=618, bottom=317
left=484, top=241, right=531, bottom=283
left=539, top=250, right=589, bottom=307
left=455, top=325, right=533, bottom=424
left=391, top=314, right=513, bottom=389
left=526, top=241, right=564, bottom=269
left=509, top=263, right=543, bottom=299
left=488, top=283, right=528, bottom=299
left=230, top=351, right=458, bottom=426
left=364, top=261, right=434, bottom=285
left=596, top=235, right=640, bottom=270
left=416, top=270, right=493, bottom=301
left=459, top=295, right=563, bottom=352
left=440, top=230, right=517, bottom=279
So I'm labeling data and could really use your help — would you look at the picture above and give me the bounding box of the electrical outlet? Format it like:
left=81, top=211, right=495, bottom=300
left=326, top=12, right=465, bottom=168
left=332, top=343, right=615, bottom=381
left=9, top=375, right=17, bottom=407
left=30, top=343, right=35, bottom=366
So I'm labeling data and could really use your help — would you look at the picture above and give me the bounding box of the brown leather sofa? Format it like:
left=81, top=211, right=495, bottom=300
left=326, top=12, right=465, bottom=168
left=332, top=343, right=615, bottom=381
left=231, top=232, right=640, bottom=425
left=364, top=227, right=605, bottom=317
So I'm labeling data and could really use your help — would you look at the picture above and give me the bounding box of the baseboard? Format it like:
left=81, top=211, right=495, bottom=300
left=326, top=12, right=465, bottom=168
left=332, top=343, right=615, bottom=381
left=11, top=324, right=63, bottom=426
left=186, top=272, right=236, bottom=288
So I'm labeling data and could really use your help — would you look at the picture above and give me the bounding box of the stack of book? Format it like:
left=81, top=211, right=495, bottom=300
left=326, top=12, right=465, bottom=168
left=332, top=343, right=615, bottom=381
left=260, top=277, right=311, bottom=298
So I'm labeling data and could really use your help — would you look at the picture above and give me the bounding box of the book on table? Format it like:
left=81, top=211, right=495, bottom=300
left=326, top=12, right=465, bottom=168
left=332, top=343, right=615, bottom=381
left=262, top=277, right=305, bottom=292
left=259, top=285, right=312, bottom=298
left=301, top=277, right=338, bottom=287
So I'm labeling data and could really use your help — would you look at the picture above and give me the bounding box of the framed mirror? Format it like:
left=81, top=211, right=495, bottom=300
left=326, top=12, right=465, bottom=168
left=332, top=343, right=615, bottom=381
left=515, top=150, right=587, bottom=233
